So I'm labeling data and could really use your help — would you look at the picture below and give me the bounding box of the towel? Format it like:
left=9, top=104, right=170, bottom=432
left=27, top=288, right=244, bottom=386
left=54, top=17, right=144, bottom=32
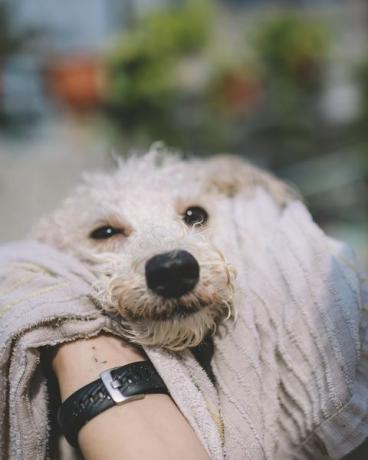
left=0, top=193, right=367, bottom=460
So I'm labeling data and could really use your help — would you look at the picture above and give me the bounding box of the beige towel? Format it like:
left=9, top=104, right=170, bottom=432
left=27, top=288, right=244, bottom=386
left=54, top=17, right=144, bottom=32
left=0, top=194, right=367, bottom=460
left=0, top=241, right=224, bottom=460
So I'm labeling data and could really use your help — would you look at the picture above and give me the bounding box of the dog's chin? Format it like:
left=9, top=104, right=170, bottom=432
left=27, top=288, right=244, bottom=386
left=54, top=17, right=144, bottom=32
left=95, top=269, right=236, bottom=350
left=125, top=300, right=208, bottom=322
left=114, top=301, right=233, bottom=351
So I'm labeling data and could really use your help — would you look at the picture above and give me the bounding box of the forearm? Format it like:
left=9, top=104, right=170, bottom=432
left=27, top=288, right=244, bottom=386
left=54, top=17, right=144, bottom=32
left=52, top=334, right=210, bottom=460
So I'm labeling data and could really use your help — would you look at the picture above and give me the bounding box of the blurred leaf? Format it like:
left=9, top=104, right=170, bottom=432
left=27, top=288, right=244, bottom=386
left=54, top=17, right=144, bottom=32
left=252, top=13, right=328, bottom=89
left=356, top=59, right=368, bottom=133
left=106, top=0, right=213, bottom=115
left=140, top=0, right=212, bottom=56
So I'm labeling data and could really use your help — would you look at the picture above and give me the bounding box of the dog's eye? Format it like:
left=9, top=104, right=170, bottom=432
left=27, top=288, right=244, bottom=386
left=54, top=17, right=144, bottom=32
left=183, top=206, right=208, bottom=226
left=89, top=226, right=123, bottom=240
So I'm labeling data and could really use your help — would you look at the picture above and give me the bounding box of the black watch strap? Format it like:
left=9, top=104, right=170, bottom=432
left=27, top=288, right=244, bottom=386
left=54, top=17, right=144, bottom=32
left=57, top=361, right=169, bottom=447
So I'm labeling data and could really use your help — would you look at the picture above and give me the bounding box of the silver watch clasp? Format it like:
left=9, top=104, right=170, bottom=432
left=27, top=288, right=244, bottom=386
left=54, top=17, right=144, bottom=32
left=100, top=367, right=145, bottom=405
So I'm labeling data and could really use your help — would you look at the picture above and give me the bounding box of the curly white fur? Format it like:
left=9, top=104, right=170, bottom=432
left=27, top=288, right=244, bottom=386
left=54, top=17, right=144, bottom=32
left=33, top=146, right=295, bottom=350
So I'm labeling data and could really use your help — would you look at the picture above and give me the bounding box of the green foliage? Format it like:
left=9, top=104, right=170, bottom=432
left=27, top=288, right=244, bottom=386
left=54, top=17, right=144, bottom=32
left=138, top=0, right=212, bottom=56
left=249, top=13, right=329, bottom=130
left=106, top=0, right=213, bottom=114
left=252, top=13, right=328, bottom=89
left=105, top=6, right=332, bottom=153
left=357, top=59, right=368, bottom=123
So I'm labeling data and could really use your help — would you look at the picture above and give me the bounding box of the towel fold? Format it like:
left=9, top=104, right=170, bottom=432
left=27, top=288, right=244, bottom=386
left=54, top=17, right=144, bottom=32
left=0, top=194, right=367, bottom=460
left=0, top=241, right=224, bottom=460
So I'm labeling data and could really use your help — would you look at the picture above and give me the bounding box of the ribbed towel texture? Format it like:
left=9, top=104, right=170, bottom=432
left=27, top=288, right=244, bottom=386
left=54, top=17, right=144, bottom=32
left=0, top=191, right=367, bottom=459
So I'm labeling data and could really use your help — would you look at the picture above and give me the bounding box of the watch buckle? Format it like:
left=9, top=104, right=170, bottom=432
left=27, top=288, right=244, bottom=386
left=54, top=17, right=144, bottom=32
left=100, top=367, right=145, bottom=404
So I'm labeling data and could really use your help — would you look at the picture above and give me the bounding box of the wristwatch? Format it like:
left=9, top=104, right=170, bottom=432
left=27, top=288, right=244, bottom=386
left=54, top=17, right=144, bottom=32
left=57, top=361, right=170, bottom=447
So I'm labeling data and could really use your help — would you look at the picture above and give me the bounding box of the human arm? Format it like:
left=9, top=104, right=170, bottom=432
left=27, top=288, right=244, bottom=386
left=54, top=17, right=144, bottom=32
left=52, top=334, right=211, bottom=460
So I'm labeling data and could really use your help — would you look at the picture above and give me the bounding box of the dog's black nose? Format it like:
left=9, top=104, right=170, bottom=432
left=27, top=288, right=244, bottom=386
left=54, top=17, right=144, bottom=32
left=145, top=250, right=200, bottom=298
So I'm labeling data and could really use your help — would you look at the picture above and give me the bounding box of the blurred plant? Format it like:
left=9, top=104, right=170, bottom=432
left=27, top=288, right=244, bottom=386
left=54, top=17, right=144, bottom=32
left=251, top=13, right=329, bottom=125
left=105, top=0, right=213, bottom=133
left=105, top=5, right=333, bottom=157
left=138, top=0, right=211, bottom=55
left=253, top=14, right=327, bottom=87
left=0, top=2, right=38, bottom=63
left=354, top=59, right=368, bottom=169
left=210, top=64, right=261, bottom=114
left=356, top=59, right=368, bottom=127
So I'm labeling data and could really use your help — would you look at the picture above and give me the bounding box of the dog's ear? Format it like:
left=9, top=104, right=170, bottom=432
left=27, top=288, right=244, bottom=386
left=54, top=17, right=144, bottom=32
left=201, top=154, right=300, bottom=207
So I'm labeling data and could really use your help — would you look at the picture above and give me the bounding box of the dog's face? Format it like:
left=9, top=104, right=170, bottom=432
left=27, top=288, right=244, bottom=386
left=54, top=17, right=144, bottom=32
left=33, top=152, right=295, bottom=350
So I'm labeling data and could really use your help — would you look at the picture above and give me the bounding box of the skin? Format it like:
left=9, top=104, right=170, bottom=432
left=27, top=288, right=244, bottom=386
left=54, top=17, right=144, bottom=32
left=52, top=333, right=211, bottom=460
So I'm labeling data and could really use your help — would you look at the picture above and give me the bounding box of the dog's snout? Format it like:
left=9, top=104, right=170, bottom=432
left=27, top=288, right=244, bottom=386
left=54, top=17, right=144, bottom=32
left=145, top=250, right=200, bottom=298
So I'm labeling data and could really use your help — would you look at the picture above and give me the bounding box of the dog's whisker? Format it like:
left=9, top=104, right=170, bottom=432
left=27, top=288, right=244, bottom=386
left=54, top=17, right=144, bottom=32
left=224, top=304, right=232, bottom=321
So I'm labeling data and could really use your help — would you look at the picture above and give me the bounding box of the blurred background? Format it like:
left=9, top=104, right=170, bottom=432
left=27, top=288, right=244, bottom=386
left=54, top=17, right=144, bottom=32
left=0, top=0, right=367, bottom=266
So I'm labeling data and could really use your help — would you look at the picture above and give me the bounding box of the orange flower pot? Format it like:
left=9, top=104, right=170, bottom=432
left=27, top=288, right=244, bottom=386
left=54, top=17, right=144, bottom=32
left=46, top=55, right=105, bottom=111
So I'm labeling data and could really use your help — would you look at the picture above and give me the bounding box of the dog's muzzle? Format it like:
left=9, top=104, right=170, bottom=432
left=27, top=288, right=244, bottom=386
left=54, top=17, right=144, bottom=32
left=145, top=250, right=200, bottom=299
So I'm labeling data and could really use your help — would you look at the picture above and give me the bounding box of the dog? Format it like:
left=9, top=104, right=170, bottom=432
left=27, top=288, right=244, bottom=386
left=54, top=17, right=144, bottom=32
left=33, top=147, right=297, bottom=352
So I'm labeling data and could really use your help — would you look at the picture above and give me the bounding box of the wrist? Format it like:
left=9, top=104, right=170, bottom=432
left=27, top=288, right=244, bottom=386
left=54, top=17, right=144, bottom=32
left=52, top=334, right=146, bottom=400
left=57, top=361, right=170, bottom=448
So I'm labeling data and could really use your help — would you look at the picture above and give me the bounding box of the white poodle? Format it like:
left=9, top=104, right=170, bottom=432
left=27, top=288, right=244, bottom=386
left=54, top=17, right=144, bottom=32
left=33, top=147, right=296, bottom=351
